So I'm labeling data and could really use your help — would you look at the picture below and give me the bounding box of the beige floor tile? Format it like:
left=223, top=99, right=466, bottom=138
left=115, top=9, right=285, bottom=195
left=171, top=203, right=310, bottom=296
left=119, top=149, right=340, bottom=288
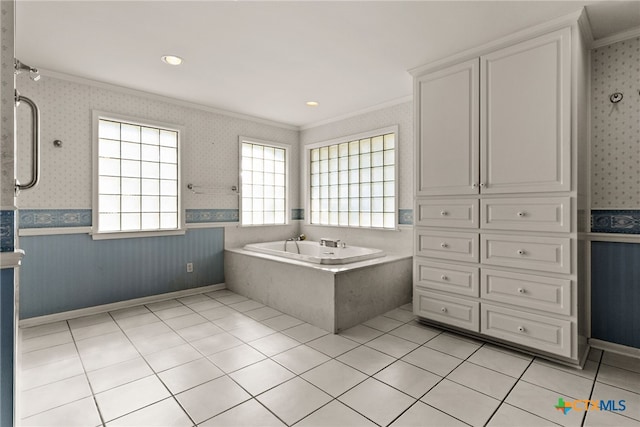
left=20, top=321, right=69, bottom=340
left=487, top=403, right=560, bottom=427
left=21, top=330, right=73, bottom=353
left=339, top=378, right=414, bottom=426
left=423, top=333, right=481, bottom=359
left=505, top=381, right=583, bottom=427
left=155, top=306, right=195, bottom=321
left=272, top=345, right=330, bottom=374
left=191, top=332, right=243, bottom=356
left=281, top=323, right=329, bottom=343
left=363, top=315, right=404, bottom=332
left=447, top=361, right=517, bottom=400
left=106, top=397, right=192, bottom=426
left=229, top=299, right=265, bottom=313
left=374, top=360, right=441, bottom=398
left=401, top=346, right=462, bottom=376
left=338, top=324, right=383, bottom=344
left=257, top=377, right=332, bottom=425
left=228, top=322, right=276, bottom=342
left=109, top=305, right=151, bottom=320
left=158, top=357, right=224, bottom=394
left=229, top=359, right=295, bottom=395
left=144, top=343, right=202, bottom=372
left=521, top=362, right=595, bottom=398
left=131, top=331, right=186, bottom=355
left=383, top=308, right=417, bottom=323
left=584, top=408, right=640, bottom=426
left=248, top=332, right=300, bottom=357
left=601, top=352, right=640, bottom=374
left=297, top=400, right=377, bottom=426
left=87, top=356, right=154, bottom=393
left=21, top=342, right=78, bottom=370
left=20, top=374, right=93, bottom=419
left=467, top=346, right=532, bottom=377
left=163, top=313, right=207, bottom=330
left=591, top=381, right=640, bottom=421
left=365, top=333, right=419, bottom=358
left=421, top=379, right=500, bottom=426
left=389, top=323, right=441, bottom=344
left=306, top=334, right=359, bottom=357
left=21, top=396, right=102, bottom=427
left=337, top=345, right=396, bottom=375
left=390, top=401, right=467, bottom=426
left=207, top=343, right=266, bottom=373
left=301, top=360, right=367, bottom=397
left=145, top=299, right=183, bottom=312
left=20, top=355, right=84, bottom=391
left=244, top=306, right=283, bottom=321
left=175, top=376, right=251, bottom=424
left=200, top=398, right=285, bottom=426
left=115, top=312, right=160, bottom=330
left=261, top=314, right=304, bottom=331
left=176, top=322, right=224, bottom=342
left=95, top=375, right=171, bottom=422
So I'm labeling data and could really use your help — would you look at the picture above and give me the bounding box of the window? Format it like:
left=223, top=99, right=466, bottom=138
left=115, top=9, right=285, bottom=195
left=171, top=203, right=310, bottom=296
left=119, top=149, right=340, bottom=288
left=308, top=127, right=397, bottom=229
left=240, top=138, right=288, bottom=226
left=94, top=112, right=181, bottom=235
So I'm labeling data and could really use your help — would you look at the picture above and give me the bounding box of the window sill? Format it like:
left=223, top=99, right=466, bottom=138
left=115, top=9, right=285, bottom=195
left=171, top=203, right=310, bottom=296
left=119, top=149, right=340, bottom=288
left=91, top=229, right=186, bottom=240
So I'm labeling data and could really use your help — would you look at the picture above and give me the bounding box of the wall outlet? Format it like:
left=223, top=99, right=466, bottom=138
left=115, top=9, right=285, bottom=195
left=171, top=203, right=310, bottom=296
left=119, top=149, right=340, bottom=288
left=186, top=262, right=193, bottom=273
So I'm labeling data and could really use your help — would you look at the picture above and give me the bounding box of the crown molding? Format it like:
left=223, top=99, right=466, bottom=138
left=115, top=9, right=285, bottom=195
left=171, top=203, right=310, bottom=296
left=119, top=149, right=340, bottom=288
left=592, top=26, right=640, bottom=49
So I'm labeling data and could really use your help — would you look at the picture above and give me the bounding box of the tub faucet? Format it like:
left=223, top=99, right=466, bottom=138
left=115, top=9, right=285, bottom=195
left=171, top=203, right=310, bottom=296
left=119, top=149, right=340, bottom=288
left=320, top=238, right=340, bottom=248
left=284, top=237, right=300, bottom=254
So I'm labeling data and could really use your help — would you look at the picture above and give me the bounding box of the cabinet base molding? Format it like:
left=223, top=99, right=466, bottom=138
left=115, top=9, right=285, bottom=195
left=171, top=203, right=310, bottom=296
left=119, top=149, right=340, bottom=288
left=416, top=316, right=588, bottom=368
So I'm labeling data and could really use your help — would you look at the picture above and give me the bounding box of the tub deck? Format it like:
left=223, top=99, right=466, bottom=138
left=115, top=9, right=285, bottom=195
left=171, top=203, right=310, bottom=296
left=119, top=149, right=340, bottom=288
left=225, top=248, right=412, bottom=333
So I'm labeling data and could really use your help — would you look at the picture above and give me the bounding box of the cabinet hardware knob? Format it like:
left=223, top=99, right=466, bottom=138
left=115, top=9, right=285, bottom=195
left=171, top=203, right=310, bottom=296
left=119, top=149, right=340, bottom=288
left=479, top=183, right=486, bottom=187
left=441, top=275, right=448, bottom=281
left=518, top=288, right=525, bottom=294
left=517, top=326, right=525, bottom=332
left=441, top=307, right=447, bottom=313
left=517, top=211, right=526, bottom=217
left=517, top=249, right=525, bottom=255
left=472, top=183, right=478, bottom=188
left=440, top=211, right=448, bottom=216
left=441, top=242, right=448, bottom=248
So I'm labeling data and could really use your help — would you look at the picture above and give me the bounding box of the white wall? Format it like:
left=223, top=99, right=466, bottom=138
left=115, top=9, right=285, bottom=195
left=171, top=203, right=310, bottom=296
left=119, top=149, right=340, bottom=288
left=299, top=101, right=414, bottom=254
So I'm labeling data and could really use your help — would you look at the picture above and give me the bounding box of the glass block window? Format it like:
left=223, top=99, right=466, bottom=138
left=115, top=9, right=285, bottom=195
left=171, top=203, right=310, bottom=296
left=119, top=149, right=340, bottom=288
left=309, top=131, right=396, bottom=228
left=240, top=140, right=287, bottom=225
left=96, top=118, right=180, bottom=233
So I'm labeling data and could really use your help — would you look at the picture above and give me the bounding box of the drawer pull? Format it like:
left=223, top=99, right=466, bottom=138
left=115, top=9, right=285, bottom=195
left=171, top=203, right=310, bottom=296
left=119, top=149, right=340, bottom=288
left=516, top=249, right=526, bottom=255
left=441, top=275, right=448, bottom=281
left=441, top=307, right=447, bottom=313
left=441, top=242, right=448, bottom=248
left=440, top=211, right=448, bottom=216
left=517, top=326, right=526, bottom=333
left=517, top=211, right=526, bottom=217
left=517, top=288, right=526, bottom=294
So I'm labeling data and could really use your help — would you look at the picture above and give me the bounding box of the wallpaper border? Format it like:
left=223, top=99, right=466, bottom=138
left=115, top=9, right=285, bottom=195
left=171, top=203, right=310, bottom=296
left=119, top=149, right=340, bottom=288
left=591, top=210, right=640, bottom=234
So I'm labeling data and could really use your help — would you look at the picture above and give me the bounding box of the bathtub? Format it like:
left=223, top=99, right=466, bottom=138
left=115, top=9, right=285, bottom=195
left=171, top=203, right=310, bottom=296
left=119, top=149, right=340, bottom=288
left=225, top=242, right=412, bottom=333
left=244, top=240, right=385, bottom=265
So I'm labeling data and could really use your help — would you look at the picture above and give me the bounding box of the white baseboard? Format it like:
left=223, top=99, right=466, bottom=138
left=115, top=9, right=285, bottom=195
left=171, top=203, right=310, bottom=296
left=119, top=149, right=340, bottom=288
left=589, top=338, right=640, bottom=359
left=19, top=283, right=226, bottom=328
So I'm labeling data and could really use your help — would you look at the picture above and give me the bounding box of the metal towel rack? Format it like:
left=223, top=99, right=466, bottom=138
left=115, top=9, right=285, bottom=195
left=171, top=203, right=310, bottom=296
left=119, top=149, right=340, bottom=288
left=15, top=89, right=41, bottom=191
left=187, top=183, right=239, bottom=195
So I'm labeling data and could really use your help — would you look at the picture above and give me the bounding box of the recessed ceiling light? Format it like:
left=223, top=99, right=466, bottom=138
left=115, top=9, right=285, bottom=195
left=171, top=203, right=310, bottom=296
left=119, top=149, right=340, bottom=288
left=161, top=55, right=183, bottom=66
left=306, top=101, right=319, bottom=107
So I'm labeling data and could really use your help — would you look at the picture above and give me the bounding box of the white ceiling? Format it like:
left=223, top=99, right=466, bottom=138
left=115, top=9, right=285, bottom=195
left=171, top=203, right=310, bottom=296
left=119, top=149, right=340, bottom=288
left=15, top=1, right=640, bottom=128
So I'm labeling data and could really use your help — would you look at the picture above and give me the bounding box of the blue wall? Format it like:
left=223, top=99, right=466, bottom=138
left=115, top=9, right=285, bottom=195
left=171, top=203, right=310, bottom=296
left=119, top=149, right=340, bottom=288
left=0, top=269, right=14, bottom=427
left=591, top=241, right=640, bottom=349
left=19, top=228, right=224, bottom=319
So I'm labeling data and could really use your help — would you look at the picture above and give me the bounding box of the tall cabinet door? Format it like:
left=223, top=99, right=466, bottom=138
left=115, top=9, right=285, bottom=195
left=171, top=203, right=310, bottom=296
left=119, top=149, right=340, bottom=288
left=416, top=59, right=479, bottom=196
left=480, top=28, right=571, bottom=194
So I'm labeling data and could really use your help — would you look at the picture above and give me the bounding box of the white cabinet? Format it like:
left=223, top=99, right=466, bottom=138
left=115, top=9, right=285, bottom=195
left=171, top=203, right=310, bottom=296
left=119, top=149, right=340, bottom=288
left=412, top=22, right=588, bottom=364
left=415, top=59, right=479, bottom=196
left=415, top=29, right=570, bottom=197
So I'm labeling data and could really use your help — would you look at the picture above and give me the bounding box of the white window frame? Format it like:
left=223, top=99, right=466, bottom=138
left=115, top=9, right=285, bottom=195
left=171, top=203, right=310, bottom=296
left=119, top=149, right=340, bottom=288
left=238, top=136, right=290, bottom=227
left=91, top=111, right=185, bottom=240
left=305, top=125, right=399, bottom=230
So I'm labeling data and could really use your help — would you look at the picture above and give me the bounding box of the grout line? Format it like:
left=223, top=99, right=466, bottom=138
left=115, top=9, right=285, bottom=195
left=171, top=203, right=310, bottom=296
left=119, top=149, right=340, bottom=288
left=582, top=349, right=604, bottom=426
left=482, top=352, right=536, bottom=426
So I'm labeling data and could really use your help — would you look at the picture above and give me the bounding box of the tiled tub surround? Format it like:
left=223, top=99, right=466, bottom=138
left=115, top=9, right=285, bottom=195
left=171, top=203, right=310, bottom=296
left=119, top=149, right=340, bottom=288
left=225, top=248, right=412, bottom=333
left=17, top=289, right=640, bottom=427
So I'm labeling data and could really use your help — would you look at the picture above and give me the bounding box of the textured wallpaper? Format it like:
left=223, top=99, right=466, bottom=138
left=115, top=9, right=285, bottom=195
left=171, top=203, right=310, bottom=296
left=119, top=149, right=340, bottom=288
left=591, top=37, right=640, bottom=209
left=15, top=74, right=300, bottom=211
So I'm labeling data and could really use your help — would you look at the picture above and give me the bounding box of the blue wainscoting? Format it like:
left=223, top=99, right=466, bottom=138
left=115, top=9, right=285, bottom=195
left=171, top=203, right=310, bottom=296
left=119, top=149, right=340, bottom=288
left=19, top=228, right=224, bottom=319
left=591, top=241, right=640, bottom=349
left=0, top=268, right=14, bottom=427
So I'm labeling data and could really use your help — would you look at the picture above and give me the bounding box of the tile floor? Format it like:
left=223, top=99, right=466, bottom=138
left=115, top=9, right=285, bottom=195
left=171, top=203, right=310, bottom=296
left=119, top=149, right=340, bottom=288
left=18, top=289, right=640, bottom=426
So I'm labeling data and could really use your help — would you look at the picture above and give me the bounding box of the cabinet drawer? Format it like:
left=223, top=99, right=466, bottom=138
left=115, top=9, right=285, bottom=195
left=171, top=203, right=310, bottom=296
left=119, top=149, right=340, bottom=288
left=415, top=259, right=479, bottom=297
left=416, top=199, right=478, bottom=228
left=481, top=269, right=571, bottom=315
left=481, top=304, right=571, bottom=357
left=415, top=289, right=479, bottom=332
left=416, top=230, right=479, bottom=263
left=481, top=234, right=570, bottom=274
left=481, top=197, right=570, bottom=232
